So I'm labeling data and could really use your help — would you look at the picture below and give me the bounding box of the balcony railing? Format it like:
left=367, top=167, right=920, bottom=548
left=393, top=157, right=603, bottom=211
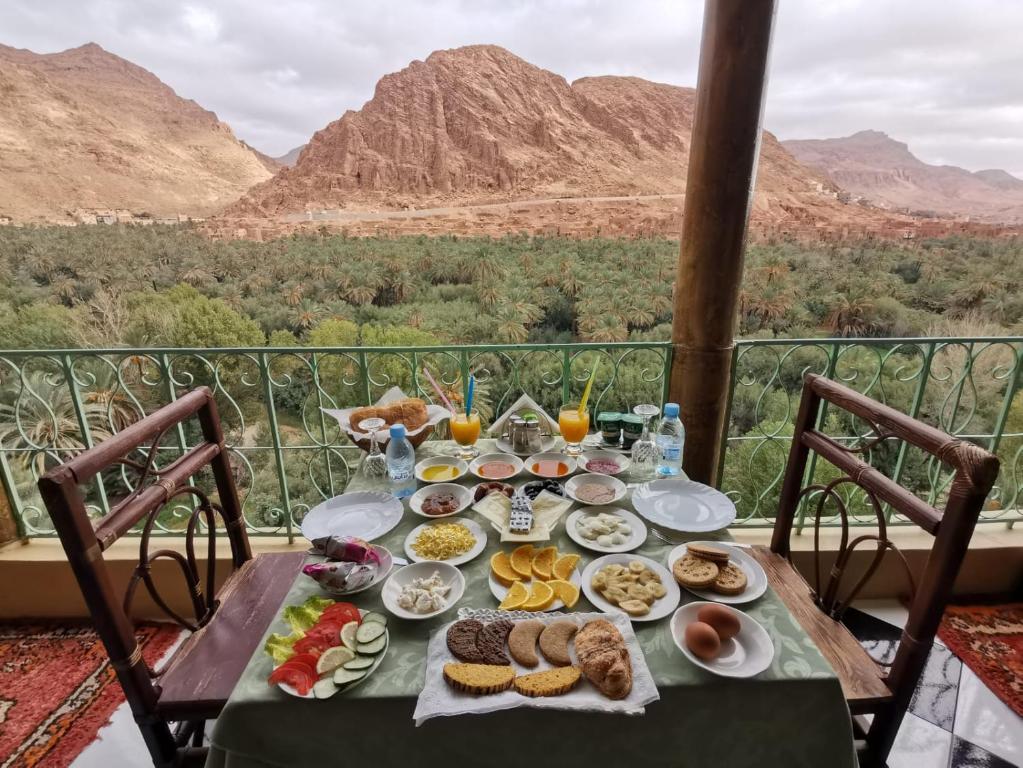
left=0, top=337, right=1019, bottom=540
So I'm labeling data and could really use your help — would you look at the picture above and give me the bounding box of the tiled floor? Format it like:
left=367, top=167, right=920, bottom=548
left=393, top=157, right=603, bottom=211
left=70, top=600, right=1022, bottom=767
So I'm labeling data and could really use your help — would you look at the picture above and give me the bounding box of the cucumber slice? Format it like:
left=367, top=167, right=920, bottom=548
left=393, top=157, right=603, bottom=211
left=357, top=635, right=386, bottom=655
left=361, top=612, right=387, bottom=627
left=355, top=622, right=385, bottom=643
left=343, top=655, right=375, bottom=670
left=333, top=667, right=367, bottom=686
left=339, top=621, right=360, bottom=650
left=313, top=677, right=339, bottom=699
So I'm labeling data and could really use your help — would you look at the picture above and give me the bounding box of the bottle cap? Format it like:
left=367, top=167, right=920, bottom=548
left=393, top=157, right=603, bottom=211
left=664, top=403, right=680, bottom=418
left=389, top=423, right=406, bottom=439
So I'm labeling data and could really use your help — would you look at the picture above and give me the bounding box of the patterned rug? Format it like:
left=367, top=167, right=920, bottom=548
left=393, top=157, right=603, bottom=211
left=0, top=622, right=181, bottom=767
left=938, top=602, right=1023, bottom=717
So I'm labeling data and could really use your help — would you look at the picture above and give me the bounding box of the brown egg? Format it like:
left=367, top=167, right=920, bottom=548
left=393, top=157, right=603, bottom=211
left=697, top=604, right=741, bottom=641
left=684, top=621, right=721, bottom=660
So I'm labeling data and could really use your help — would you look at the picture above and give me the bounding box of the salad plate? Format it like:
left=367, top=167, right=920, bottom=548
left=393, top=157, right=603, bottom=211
left=300, top=491, right=404, bottom=542
left=632, top=478, right=736, bottom=533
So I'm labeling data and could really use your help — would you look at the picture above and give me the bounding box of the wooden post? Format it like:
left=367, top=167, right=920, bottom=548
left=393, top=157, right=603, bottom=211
left=669, top=0, right=778, bottom=483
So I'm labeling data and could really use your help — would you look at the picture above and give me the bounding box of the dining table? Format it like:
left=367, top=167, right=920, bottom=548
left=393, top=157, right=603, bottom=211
left=205, top=439, right=856, bottom=768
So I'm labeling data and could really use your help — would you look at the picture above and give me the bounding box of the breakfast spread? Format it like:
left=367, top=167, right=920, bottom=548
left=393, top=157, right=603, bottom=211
left=490, top=544, right=581, bottom=611
left=575, top=618, right=633, bottom=700
left=422, top=464, right=461, bottom=482
left=507, top=619, right=545, bottom=667
left=350, top=397, right=428, bottom=431
left=590, top=560, right=668, bottom=617
left=575, top=511, right=633, bottom=548
left=420, top=491, right=460, bottom=516
left=473, top=481, right=515, bottom=502
left=513, top=666, right=583, bottom=697
left=539, top=620, right=578, bottom=666
left=411, top=522, right=476, bottom=560
left=672, top=545, right=749, bottom=596
left=397, top=570, right=451, bottom=614
left=574, top=481, right=617, bottom=504
left=685, top=604, right=743, bottom=661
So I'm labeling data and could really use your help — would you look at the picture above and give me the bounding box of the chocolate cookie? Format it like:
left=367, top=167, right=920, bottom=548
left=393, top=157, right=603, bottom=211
left=475, top=619, right=514, bottom=665
left=446, top=619, right=485, bottom=663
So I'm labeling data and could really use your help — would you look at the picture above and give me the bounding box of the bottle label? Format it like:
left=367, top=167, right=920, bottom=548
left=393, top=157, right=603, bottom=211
left=389, top=470, right=412, bottom=482
left=662, top=446, right=681, bottom=461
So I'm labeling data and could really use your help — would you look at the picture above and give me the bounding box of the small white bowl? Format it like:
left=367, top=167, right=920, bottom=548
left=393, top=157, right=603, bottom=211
left=469, top=453, right=524, bottom=481
left=409, top=483, right=472, bottom=518
left=524, top=451, right=576, bottom=479
left=414, top=456, right=468, bottom=483
left=565, top=472, right=627, bottom=506
left=381, top=561, right=465, bottom=621
left=577, top=450, right=631, bottom=476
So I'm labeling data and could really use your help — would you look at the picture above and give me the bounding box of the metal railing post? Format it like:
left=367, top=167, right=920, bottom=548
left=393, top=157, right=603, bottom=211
left=258, top=352, right=294, bottom=543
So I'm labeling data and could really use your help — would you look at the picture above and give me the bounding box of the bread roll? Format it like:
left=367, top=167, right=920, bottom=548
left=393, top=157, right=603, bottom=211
left=349, top=398, right=428, bottom=431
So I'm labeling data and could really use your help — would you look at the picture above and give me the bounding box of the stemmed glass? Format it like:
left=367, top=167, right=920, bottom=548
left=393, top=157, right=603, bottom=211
left=558, top=404, right=590, bottom=457
left=359, top=417, right=388, bottom=479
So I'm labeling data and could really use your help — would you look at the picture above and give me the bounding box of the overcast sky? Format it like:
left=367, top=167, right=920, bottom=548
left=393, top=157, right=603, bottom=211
left=5, top=0, right=1022, bottom=176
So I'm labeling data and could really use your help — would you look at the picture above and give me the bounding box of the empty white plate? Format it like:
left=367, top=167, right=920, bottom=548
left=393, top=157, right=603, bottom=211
left=632, top=478, right=736, bottom=532
left=670, top=602, right=774, bottom=678
left=300, top=491, right=404, bottom=543
left=404, top=517, right=487, bottom=566
left=666, top=542, right=767, bottom=604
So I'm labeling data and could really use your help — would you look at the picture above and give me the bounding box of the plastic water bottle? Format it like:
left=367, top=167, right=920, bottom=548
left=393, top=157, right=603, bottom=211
left=385, top=424, right=416, bottom=498
left=656, top=403, right=685, bottom=477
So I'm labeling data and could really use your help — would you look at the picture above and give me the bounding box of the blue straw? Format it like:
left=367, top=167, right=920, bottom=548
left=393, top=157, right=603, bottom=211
left=465, top=374, right=475, bottom=417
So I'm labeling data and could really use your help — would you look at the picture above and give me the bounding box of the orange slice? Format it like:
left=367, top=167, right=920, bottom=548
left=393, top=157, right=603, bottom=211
left=499, top=581, right=530, bottom=610
left=510, top=545, right=535, bottom=580
left=522, top=581, right=555, bottom=611
left=552, top=553, right=580, bottom=581
left=547, top=579, right=580, bottom=609
left=490, top=551, right=520, bottom=587
left=531, top=546, right=558, bottom=580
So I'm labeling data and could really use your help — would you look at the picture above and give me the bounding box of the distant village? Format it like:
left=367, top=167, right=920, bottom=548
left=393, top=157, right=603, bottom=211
left=0, top=210, right=205, bottom=227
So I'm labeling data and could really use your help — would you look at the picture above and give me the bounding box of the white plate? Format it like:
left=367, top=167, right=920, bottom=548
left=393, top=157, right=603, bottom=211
left=381, top=561, right=465, bottom=620
left=670, top=602, right=774, bottom=678
left=404, top=517, right=487, bottom=566
left=300, top=491, right=404, bottom=542
left=566, top=507, right=647, bottom=553
left=666, top=542, right=768, bottom=604
left=414, top=456, right=469, bottom=483
left=468, top=452, right=524, bottom=481
left=409, top=483, right=472, bottom=519
left=303, top=545, right=395, bottom=596
left=580, top=553, right=680, bottom=622
left=277, top=608, right=389, bottom=698
left=565, top=473, right=627, bottom=506
left=523, top=451, right=576, bottom=479
left=576, top=450, right=631, bottom=476
left=632, top=478, right=736, bottom=532
left=496, top=434, right=558, bottom=456
left=488, top=564, right=582, bottom=611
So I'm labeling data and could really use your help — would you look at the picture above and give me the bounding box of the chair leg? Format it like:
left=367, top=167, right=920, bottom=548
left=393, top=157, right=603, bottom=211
left=863, top=701, right=907, bottom=767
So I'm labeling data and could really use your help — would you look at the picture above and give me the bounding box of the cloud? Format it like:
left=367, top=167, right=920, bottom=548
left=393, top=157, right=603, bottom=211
left=1, top=0, right=1021, bottom=176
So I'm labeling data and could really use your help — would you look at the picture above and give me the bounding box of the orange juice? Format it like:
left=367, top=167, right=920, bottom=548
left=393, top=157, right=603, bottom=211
left=450, top=412, right=481, bottom=446
left=558, top=408, right=590, bottom=444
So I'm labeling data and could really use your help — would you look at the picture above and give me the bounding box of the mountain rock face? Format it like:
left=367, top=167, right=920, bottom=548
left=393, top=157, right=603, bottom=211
left=0, top=42, right=274, bottom=221
left=275, top=145, right=306, bottom=167
left=784, top=130, right=1023, bottom=222
left=228, top=45, right=842, bottom=224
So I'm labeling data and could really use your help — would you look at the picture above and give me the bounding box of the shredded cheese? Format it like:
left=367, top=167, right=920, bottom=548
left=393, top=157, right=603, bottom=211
left=412, top=522, right=475, bottom=560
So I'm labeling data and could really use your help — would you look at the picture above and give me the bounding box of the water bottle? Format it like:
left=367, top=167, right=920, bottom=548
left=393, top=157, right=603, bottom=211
left=385, top=424, right=416, bottom=498
left=656, top=403, right=685, bottom=477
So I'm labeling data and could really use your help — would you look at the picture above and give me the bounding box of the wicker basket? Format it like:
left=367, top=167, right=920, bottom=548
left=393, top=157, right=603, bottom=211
left=349, top=424, right=435, bottom=453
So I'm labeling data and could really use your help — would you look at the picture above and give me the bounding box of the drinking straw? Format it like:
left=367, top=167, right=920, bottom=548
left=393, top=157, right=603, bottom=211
left=466, top=374, right=476, bottom=418
left=578, top=358, right=599, bottom=415
left=422, top=367, right=456, bottom=414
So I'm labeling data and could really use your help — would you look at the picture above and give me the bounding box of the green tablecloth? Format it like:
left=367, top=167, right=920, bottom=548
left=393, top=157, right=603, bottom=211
left=206, top=440, right=855, bottom=768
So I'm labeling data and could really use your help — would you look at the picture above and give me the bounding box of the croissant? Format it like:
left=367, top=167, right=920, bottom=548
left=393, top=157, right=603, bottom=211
left=575, top=619, right=632, bottom=700
left=350, top=398, right=428, bottom=432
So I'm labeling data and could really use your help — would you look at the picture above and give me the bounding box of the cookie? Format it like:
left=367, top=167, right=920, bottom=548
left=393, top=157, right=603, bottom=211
left=443, top=663, right=515, bottom=695
left=476, top=619, right=514, bottom=665
left=712, top=562, right=748, bottom=596
left=446, top=619, right=484, bottom=663
left=686, top=543, right=730, bottom=564
left=538, top=620, right=578, bottom=666
left=508, top=619, right=545, bottom=667
left=513, top=666, right=582, bottom=697
left=672, top=554, right=719, bottom=588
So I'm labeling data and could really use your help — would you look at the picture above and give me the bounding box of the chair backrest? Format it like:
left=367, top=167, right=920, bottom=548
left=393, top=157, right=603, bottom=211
left=770, top=373, right=998, bottom=710
left=38, top=386, right=251, bottom=764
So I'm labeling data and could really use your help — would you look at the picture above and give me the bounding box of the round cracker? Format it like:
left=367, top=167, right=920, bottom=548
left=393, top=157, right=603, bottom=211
left=672, top=554, right=719, bottom=588
left=712, top=562, right=748, bottom=595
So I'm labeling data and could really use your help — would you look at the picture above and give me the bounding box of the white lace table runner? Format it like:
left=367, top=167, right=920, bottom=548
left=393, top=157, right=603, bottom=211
left=412, top=608, right=660, bottom=725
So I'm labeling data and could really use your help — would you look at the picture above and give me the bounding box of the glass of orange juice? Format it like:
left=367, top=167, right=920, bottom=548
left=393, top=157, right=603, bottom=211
left=450, top=411, right=481, bottom=459
left=559, top=404, right=590, bottom=457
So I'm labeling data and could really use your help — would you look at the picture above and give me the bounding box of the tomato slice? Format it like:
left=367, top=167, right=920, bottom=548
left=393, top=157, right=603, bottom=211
left=285, top=652, right=320, bottom=670
left=310, top=619, right=345, bottom=636
left=293, top=636, right=331, bottom=656
left=277, top=659, right=317, bottom=679
left=304, top=625, right=342, bottom=645
left=268, top=664, right=315, bottom=695
left=321, top=602, right=360, bottom=625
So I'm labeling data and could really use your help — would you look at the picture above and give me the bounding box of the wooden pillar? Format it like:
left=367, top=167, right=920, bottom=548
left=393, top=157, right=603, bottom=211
left=669, top=0, right=778, bottom=483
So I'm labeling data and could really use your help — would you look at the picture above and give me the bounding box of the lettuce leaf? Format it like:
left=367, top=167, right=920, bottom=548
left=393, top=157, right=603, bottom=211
left=264, top=630, right=304, bottom=664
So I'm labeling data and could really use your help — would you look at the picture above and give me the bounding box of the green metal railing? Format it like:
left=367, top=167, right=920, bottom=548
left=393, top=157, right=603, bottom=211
left=0, top=337, right=1019, bottom=539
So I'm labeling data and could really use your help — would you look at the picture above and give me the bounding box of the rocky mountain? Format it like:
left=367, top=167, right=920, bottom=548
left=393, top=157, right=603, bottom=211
left=0, top=42, right=274, bottom=222
left=275, top=144, right=306, bottom=167
left=226, top=45, right=844, bottom=227
left=783, top=131, right=1023, bottom=222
